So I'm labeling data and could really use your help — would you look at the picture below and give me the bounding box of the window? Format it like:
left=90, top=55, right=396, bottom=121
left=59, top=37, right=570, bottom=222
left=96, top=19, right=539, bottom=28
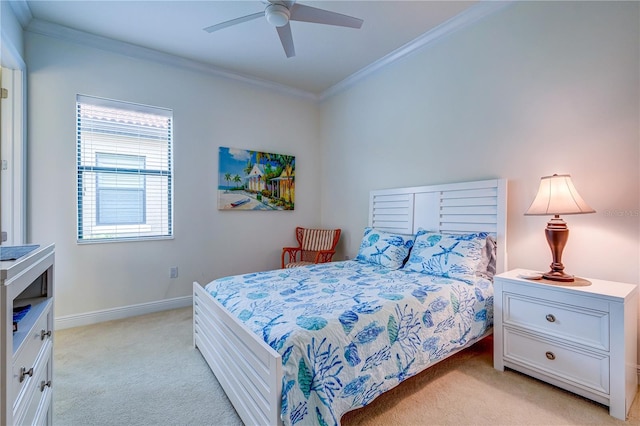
left=76, top=95, right=173, bottom=242
left=96, top=153, right=146, bottom=225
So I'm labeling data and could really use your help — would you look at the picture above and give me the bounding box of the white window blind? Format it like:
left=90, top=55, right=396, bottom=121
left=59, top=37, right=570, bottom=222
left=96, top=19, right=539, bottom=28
left=76, top=95, right=173, bottom=242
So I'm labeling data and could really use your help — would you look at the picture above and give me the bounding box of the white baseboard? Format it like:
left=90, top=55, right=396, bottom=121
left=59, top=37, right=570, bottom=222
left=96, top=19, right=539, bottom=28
left=54, top=295, right=193, bottom=330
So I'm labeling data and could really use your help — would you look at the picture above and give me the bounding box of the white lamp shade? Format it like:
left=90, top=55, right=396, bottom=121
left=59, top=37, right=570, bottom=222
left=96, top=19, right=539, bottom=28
left=525, top=174, right=595, bottom=216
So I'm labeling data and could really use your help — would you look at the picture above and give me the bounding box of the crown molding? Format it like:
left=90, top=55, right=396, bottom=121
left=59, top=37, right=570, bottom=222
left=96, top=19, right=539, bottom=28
left=7, top=0, right=33, bottom=28
left=25, top=19, right=319, bottom=102
left=23, top=1, right=511, bottom=103
left=318, top=1, right=512, bottom=101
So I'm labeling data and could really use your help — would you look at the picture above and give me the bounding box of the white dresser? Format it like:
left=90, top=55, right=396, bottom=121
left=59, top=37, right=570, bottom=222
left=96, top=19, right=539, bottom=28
left=1, top=244, right=55, bottom=426
left=493, top=269, right=638, bottom=420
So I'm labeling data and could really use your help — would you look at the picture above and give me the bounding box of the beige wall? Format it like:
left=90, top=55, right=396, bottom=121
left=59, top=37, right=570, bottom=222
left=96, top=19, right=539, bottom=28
left=319, top=1, right=639, bottom=363
left=0, top=1, right=25, bottom=68
left=320, top=1, right=639, bottom=284
left=19, top=1, right=640, bottom=358
left=25, top=33, right=321, bottom=318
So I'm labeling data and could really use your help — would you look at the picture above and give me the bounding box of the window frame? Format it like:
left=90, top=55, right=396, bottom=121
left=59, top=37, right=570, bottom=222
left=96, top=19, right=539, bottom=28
left=76, top=95, right=173, bottom=243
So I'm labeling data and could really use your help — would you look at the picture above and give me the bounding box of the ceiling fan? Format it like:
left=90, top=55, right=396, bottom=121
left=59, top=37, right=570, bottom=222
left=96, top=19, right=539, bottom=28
left=203, top=0, right=364, bottom=58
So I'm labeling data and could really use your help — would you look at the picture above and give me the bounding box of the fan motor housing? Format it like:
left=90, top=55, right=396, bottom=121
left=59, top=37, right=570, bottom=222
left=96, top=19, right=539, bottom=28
left=265, top=4, right=290, bottom=27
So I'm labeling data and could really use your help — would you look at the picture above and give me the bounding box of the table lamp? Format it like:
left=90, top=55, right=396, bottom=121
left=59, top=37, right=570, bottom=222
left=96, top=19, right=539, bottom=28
left=525, top=174, right=595, bottom=282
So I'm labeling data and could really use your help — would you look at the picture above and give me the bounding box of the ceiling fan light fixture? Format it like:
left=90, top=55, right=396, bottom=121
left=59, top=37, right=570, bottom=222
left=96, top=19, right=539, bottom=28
left=204, top=1, right=363, bottom=58
left=265, top=4, right=290, bottom=27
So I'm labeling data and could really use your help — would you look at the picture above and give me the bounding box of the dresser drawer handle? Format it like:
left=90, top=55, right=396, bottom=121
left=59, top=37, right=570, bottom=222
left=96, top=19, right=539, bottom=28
left=40, top=329, right=52, bottom=340
left=19, top=367, right=34, bottom=382
left=40, top=380, right=52, bottom=392
left=545, top=314, right=556, bottom=323
left=545, top=351, right=556, bottom=361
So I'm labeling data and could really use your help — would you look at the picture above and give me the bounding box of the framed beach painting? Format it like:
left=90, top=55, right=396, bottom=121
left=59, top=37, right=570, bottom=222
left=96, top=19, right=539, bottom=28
left=218, top=147, right=295, bottom=211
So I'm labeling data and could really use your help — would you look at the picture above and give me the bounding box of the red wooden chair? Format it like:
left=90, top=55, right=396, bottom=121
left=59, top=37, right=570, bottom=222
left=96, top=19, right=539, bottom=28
left=281, top=227, right=341, bottom=268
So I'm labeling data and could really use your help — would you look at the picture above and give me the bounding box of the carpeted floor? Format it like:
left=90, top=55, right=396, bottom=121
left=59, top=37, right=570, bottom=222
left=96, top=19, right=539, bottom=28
left=53, top=307, right=639, bottom=425
left=53, top=307, right=242, bottom=426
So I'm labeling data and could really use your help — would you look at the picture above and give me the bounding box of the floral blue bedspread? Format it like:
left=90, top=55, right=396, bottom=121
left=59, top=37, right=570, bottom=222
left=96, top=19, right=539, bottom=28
left=205, top=260, right=493, bottom=426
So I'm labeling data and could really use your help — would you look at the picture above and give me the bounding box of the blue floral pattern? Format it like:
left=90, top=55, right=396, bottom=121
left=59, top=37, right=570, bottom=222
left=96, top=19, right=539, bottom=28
left=355, top=227, right=414, bottom=270
left=403, top=230, right=491, bottom=283
left=205, top=260, right=493, bottom=426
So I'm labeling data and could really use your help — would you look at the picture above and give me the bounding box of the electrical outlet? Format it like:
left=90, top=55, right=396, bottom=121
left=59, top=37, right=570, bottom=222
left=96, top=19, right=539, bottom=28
left=170, top=267, right=178, bottom=278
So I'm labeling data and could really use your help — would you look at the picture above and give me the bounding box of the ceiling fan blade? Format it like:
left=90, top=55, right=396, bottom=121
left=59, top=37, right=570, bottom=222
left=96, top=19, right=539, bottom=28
left=277, top=0, right=296, bottom=8
left=203, top=12, right=263, bottom=33
left=276, top=23, right=296, bottom=58
left=289, top=4, right=363, bottom=29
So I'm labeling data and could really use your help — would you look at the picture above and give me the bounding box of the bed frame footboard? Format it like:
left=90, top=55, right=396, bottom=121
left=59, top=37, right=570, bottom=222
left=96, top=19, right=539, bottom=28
left=193, top=282, right=283, bottom=426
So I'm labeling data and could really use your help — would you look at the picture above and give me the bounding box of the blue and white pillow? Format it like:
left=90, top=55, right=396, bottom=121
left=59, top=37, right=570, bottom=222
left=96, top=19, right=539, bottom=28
left=402, top=229, right=490, bottom=282
left=355, top=227, right=414, bottom=270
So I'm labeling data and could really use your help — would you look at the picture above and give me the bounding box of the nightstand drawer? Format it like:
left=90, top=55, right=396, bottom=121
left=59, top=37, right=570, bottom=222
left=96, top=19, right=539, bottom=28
left=504, top=328, right=609, bottom=395
left=503, top=292, right=609, bottom=351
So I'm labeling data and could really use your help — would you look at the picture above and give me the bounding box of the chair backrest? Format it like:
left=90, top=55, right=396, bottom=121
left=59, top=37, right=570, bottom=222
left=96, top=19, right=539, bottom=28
left=296, top=227, right=341, bottom=252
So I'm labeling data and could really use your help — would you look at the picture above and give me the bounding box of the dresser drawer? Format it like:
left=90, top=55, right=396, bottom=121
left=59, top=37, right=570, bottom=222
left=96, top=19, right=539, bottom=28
left=503, top=292, right=609, bottom=351
left=14, top=343, right=52, bottom=426
left=11, top=304, right=53, bottom=406
left=503, top=327, right=609, bottom=395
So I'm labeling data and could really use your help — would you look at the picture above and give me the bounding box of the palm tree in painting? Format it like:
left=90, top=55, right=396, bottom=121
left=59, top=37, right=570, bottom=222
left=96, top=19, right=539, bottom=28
left=233, top=174, right=242, bottom=189
left=243, top=160, right=255, bottom=192
left=274, top=154, right=295, bottom=205
left=250, top=150, right=271, bottom=169
left=224, top=172, right=232, bottom=192
left=263, top=163, right=274, bottom=195
left=243, top=160, right=253, bottom=176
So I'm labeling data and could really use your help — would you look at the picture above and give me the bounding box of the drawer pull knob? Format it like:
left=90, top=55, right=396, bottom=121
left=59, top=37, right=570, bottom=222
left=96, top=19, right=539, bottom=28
left=19, top=367, right=34, bottom=382
left=40, top=329, right=52, bottom=340
left=545, top=351, right=556, bottom=360
left=545, top=314, right=556, bottom=323
left=40, top=380, right=52, bottom=392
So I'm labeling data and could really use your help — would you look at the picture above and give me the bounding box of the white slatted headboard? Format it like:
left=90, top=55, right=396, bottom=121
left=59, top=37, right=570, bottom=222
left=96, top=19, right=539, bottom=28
left=369, top=179, right=508, bottom=273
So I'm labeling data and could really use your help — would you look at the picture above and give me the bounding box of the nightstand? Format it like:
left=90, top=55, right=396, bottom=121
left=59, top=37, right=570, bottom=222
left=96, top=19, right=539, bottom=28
left=493, top=269, right=638, bottom=420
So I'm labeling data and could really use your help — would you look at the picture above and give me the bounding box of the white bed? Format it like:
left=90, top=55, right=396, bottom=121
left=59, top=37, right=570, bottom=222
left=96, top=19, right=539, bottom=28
left=193, top=178, right=507, bottom=425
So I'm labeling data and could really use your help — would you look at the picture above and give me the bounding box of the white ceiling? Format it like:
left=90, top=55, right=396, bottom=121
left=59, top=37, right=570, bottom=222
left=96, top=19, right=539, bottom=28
left=14, top=0, right=486, bottom=97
